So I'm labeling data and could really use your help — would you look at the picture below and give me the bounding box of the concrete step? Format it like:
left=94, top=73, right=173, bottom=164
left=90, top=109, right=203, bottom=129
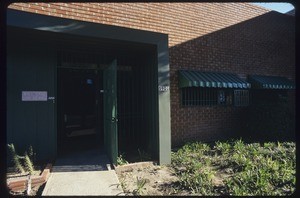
left=42, top=148, right=123, bottom=196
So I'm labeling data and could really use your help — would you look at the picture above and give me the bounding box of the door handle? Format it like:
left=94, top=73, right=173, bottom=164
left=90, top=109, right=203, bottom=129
left=111, top=117, right=118, bottom=122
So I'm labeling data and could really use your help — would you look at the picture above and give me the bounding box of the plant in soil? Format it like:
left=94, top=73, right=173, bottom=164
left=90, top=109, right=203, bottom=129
left=7, top=144, right=25, bottom=173
left=7, top=144, right=36, bottom=174
left=7, top=144, right=38, bottom=195
left=171, top=140, right=296, bottom=196
left=133, top=176, right=148, bottom=195
left=117, top=153, right=129, bottom=166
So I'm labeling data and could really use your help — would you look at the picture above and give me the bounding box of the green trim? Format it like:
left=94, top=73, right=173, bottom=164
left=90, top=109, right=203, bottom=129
left=103, top=59, right=118, bottom=165
left=179, top=70, right=250, bottom=89
left=248, top=75, right=295, bottom=89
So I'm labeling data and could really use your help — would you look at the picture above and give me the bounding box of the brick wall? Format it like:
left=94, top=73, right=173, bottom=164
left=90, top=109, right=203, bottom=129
left=8, top=3, right=272, bottom=47
left=8, top=3, right=295, bottom=146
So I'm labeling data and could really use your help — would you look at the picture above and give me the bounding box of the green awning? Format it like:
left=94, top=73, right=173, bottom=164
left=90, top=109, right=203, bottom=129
left=179, top=70, right=250, bottom=89
left=248, top=75, right=295, bottom=89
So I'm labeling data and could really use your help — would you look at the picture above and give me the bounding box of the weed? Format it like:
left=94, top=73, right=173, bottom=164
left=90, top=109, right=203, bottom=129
left=117, top=177, right=127, bottom=192
left=133, top=176, right=147, bottom=195
left=117, top=153, right=128, bottom=166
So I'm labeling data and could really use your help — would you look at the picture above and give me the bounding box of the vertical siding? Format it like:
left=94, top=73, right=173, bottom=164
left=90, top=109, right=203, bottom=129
left=7, top=28, right=56, bottom=161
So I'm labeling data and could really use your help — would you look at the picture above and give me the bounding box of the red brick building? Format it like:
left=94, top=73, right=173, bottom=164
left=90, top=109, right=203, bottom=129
left=6, top=3, right=295, bottom=163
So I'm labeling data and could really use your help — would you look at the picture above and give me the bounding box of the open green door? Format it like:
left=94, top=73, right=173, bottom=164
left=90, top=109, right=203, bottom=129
left=103, top=59, right=118, bottom=164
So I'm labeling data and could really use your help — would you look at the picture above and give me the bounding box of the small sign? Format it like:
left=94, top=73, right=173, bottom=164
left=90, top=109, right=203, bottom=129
left=22, top=91, right=48, bottom=101
left=158, top=86, right=170, bottom=92
left=86, top=79, right=93, bottom=85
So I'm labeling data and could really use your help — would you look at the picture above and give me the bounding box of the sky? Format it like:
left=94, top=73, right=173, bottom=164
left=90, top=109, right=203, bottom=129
left=252, top=2, right=295, bottom=13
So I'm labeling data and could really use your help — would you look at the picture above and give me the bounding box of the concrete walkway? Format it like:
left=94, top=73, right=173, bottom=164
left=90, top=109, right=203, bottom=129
left=42, top=149, right=124, bottom=196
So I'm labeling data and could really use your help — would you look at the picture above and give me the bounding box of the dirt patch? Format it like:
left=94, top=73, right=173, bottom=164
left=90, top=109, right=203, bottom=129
left=115, top=162, right=184, bottom=195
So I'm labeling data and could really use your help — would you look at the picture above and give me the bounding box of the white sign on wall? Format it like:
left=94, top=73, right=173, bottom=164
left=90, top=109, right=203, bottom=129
left=22, top=91, right=48, bottom=101
left=158, top=86, right=170, bottom=92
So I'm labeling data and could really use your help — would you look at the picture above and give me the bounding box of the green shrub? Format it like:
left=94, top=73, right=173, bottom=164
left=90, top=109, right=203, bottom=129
left=7, top=144, right=25, bottom=173
left=171, top=140, right=295, bottom=196
left=24, top=152, right=34, bottom=175
left=7, top=144, right=36, bottom=174
left=214, top=141, right=231, bottom=155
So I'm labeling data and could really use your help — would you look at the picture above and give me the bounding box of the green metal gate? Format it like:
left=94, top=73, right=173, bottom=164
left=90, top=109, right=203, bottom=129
left=103, top=59, right=118, bottom=164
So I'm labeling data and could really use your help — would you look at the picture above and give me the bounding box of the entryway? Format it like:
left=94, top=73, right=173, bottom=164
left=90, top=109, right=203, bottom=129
left=56, top=36, right=159, bottom=165
left=57, top=67, right=103, bottom=156
left=7, top=9, right=171, bottom=165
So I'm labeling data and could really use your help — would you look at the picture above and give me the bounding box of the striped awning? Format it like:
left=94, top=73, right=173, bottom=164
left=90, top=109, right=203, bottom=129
left=248, top=75, right=295, bottom=89
left=179, top=70, right=250, bottom=89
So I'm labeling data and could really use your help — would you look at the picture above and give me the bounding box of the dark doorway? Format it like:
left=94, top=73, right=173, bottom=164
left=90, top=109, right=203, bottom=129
left=57, top=68, right=104, bottom=155
left=56, top=35, right=158, bottom=163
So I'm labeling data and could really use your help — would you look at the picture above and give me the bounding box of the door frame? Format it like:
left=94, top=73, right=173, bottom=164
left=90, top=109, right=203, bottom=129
left=7, top=9, right=171, bottom=164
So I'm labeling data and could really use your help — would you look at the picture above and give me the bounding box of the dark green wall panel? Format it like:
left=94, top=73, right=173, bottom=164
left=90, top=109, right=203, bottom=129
left=7, top=29, right=56, bottom=161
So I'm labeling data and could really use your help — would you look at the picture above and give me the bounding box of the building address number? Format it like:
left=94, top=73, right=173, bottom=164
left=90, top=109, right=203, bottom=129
left=158, top=86, right=170, bottom=92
